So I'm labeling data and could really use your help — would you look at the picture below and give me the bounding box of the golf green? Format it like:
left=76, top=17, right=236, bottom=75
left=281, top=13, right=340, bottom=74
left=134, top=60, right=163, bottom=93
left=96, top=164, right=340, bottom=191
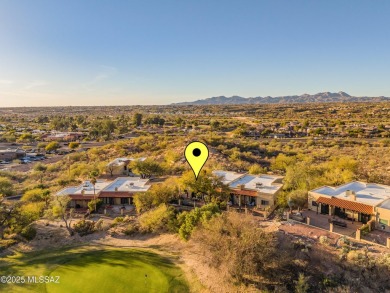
left=0, top=246, right=190, bottom=293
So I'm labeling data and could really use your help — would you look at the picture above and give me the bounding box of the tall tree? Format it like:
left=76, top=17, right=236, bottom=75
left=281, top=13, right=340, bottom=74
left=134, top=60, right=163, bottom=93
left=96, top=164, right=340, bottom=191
left=133, top=113, right=143, bottom=126
left=45, top=195, right=74, bottom=235
left=0, top=195, right=18, bottom=239
left=180, top=170, right=229, bottom=203
left=132, top=160, right=164, bottom=178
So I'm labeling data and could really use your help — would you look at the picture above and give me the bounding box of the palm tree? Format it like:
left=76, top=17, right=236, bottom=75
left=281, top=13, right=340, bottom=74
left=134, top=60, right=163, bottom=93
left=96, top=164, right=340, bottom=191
left=88, top=170, right=100, bottom=212
left=90, top=177, right=97, bottom=212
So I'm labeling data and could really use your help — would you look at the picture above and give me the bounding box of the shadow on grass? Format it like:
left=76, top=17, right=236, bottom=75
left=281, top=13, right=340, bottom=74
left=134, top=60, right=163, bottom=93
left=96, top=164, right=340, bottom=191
left=1, top=246, right=189, bottom=292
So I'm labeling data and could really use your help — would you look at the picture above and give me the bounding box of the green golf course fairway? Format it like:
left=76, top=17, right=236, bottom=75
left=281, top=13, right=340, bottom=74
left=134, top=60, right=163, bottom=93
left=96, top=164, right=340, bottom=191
left=0, top=246, right=189, bottom=293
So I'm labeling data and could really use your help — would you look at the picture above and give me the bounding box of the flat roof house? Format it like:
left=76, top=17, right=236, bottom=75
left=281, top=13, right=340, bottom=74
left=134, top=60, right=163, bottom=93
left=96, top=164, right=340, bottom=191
left=106, top=157, right=147, bottom=177
left=56, top=177, right=151, bottom=208
left=0, top=148, right=25, bottom=161
left=213, top=170, right=283, bottom=211
left=44, top=132, right=86, bottom=142
left=308, top=181, right=390, bottom=230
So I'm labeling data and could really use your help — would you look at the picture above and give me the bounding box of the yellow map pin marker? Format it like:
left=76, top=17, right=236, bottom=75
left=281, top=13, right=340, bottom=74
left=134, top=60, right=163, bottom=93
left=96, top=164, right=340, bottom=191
left=184, top=141, right=209, bottom=180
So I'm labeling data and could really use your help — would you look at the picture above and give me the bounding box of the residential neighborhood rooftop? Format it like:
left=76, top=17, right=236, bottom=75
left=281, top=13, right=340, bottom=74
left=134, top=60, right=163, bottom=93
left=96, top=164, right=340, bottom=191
left=213, top=170, right=245, bottom=185
left=107, top=157, right=147, bottom=166
left=379, top=199, right=390, bottom=210
left=212, top=170, right=283, bottom=194
left=56, top=177, right=151, bottom=196
left=56, top=180, right=111, bottom=196
left=311, top=181, right=390, bottom=207
left=229, top=174, right=283, bottom=194
left=104, top=177, right=150, bottom=192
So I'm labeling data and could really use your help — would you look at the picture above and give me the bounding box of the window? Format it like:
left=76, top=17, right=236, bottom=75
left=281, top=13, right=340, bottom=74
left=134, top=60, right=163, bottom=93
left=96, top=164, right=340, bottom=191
left=312, top=201, right=318, bottom=206
left=261, top=200, right=269, bottom=206
left=121, top=198, right=128, bottom=204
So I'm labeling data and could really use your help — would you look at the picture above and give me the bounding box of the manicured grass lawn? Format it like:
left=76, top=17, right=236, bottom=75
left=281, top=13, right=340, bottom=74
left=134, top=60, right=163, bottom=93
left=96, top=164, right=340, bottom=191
left=0, top=246, right=189, bottom=293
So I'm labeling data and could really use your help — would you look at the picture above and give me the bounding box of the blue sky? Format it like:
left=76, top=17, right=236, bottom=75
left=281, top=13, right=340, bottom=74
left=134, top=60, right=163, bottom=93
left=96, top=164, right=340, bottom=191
left=1, top=0, right=390, bottom=106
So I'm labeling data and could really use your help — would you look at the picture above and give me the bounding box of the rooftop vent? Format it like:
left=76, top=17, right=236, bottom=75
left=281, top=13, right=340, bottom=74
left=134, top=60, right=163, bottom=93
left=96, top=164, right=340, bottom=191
left=256, top=183, right=263, bottom=188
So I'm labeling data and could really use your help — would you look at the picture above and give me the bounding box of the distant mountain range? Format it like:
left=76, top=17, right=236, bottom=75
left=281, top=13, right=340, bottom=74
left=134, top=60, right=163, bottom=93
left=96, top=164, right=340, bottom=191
left=173, top=92, right=390, bottom=105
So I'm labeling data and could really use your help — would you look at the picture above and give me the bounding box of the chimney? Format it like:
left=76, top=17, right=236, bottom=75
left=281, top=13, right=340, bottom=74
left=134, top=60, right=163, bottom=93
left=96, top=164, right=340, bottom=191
left=239, top=184, right=245, bottom=190
left=115, top=187, right=118, bottom=192
left=346, top=190, right=356, bottom=201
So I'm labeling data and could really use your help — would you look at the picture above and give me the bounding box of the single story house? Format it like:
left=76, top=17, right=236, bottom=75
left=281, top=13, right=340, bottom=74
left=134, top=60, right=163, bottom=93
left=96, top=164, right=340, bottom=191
left=44, top=132, right=86, bottom=142
left=308, top=181, right=390, bottom=230
left=106, top=157, right=146, bottom=176
left=56, top=177, right=151, bottom=208
left=0, top=148, right=26, bottom=161
left=212, top=170, right=283, bottom=211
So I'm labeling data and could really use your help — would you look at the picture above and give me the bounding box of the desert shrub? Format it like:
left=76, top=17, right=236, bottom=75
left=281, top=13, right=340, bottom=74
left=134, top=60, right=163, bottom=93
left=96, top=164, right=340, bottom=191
left=275, top=208, right=285, bottom=221
left=178, top=203, right=220, bottom=240
left=88, top=199, right=103, bottom=212
left=377, top=253, right=390, bottom=269
left=0, top=239, right=18, bottom=252
left=347, top=251, right=363, bottom=263
left=218, top=201, right=227, bottom=210
left=113, top=217, right=124, bottom=224
left=192, top=212, right=275, bottom=284
left=73, top=220, right=95, bottom=236
left=20, top=225, right=37, bottom=241
left=124, top=223, right=139, bottom=236
left=319, top=236, right=329, bottom=245
left=0, top=177, right=14, bottom=196
left=139, top=204, right=176, bottom=233
left=95, top=219, right=104, bottom=231
left=294, top=273, right=310, bottom=293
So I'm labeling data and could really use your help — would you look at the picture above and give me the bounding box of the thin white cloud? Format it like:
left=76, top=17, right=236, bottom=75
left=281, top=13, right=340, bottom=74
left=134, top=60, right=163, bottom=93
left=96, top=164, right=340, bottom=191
left=25, top=80, right=48, bottom=89
left=0, top=79, right=14, bottom=85
left=83, top=66, right=117, bottom=91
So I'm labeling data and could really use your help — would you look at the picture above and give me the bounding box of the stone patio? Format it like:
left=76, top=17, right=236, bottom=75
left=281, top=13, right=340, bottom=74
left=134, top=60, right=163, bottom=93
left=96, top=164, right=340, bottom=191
left=301, top=210, right=363, bottom=237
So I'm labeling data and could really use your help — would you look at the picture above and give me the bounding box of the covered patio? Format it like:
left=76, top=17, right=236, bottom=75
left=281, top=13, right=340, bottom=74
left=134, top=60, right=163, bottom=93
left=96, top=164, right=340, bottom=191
left=314, top=196, right=374, bottom=224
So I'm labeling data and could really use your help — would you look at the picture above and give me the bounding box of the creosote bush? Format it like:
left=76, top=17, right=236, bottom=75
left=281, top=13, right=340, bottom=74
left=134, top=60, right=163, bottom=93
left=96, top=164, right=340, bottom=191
left=139, top=204, right=176, bottom=233
left=20, top=225, right=37, bottom=241
left=73, top=220, right=96, bottom=236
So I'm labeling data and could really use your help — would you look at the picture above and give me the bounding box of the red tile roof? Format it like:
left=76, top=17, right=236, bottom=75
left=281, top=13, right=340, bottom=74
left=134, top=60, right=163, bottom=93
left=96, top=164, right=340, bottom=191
left=230, top=188, right=258, bottom=197
left=69, top=192, right=134, bottom=200
left=316, top=196, right=373, bottom=215
left=69, top=195, right=95, bottom=200
left=99, top=191, right=134, bottom=198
